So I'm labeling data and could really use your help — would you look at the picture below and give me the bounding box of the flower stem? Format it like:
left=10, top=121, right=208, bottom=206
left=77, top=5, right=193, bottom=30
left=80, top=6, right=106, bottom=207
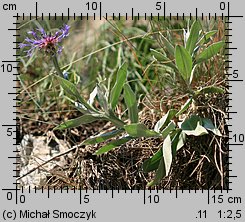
left=52, top=55, right=63, bottom=77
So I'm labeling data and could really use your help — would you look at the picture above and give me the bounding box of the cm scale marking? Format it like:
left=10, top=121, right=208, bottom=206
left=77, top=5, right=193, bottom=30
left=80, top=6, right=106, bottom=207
left=1, top=1, right=244, bottom=21
left=0, top=0, right=244, bottom=222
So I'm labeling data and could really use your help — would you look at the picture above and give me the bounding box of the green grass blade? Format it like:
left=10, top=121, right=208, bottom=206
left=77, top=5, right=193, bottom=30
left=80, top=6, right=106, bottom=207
left=195, top=41, right=225, bottom=64
left=186, top=20, right=201, bottom=55
left=124, top=123, right=160, bottom=138
left=110, top=62, right=128, bottom=110
left=175, top=45, right=193, bottom=81
left=123, top=83, right=138, bottom=123
left=94, top=136, right=132, bottom=155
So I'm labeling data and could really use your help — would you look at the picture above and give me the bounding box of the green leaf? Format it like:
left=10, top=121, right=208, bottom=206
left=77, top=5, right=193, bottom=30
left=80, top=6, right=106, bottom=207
left=150, top=48, right=168, bottom=62
left=186, top=20, right=201, bottom=55
left=161, top=121, right=176, bottom=138
left=162, top=135, right=172, bottom=177
left=146, top=134, right=180, bottom=186
left=110, top=62, right=128, bottom=110
left=94, top=136, right=132, bottom=155
left=181, top=115, right=200, bottom=130
left=175, top=45, right=193, bottom=81
left=184, top=122, right=208, bottom=136
left=175, top=98, right=192, bottom=117
left=123, top=83, right=138, bottom=123
left=143, top=149, right=162, bottom=173
left=56, top=76, right=92, bottom=111
left=176, top=131, right=186, bottom=151
left=181, top=115, right=208, bottom=136
left=54, top=114, right=104, bottom=130
left=182, top=120, right=208, bottom=136
left=97, top=83, right=109, bottom=112
left=147, top=157, right=165, bottom=187
left=84, top=129, right=124, bottom=145
left=159, top=32, right=175, bottom=56
left=195, top=86, right=225, bottom=95
left=195, top=41, right=225, bottom=64
left=150, top=49, right=177, bottom=70
left=154, top=109, right=177, bottom=133
left=124, top=123, right=160, bottom=138
left=171, top=130, right=186, bottom=156
left=198, top=30, right=217, bottom=45
left=202, top=118, right=222, bottom=136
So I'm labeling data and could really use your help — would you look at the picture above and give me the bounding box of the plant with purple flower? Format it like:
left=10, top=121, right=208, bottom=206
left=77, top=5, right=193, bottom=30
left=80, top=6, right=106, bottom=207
left=20, top=24, right=70, bottom=56
left=20, top=24, right=70, bottom=77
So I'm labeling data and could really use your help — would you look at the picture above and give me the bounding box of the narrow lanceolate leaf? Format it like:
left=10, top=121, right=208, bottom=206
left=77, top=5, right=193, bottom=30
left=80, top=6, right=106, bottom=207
left=176, top=131, right=186, bottom=151
left=123, top=83, right=138, bottom=123
left=146, top=133, right=177, bottom=186
left=84, top=129, right=124, bottom=145
left=124, top=123, right=160, bottom=138
left=150, top=48, right=168, bottom=62
left=56, top=76, right=92, bottom=111
left=186, top=20, right=201, bottom=55
left=202, top=118, right=222, bottom=136
left=150, top=48, right=177, bottom=70
left=147, top=157, right=165, bottom=187
left=171, top=129, right=186, bottom=156
left=162, top=135, right=172, bottom=177
left=198, top=30, right=217, bottom=45
left=159, top=32, right=175, bottom=56
left=175, top=98, right=193, bottom=117
left=97, top=83, right=109, bottom=113
left=175, top=45, right=193, bottom=81
left=54, top=114, right=104, bottom=130
left=110, top=62, right=128, bottom=110
left=195, top=41, right=225, bottom=64
left=161, top=121, right=176, bottom=138
left=143, top=149, right=162, bottom=173
left=94, top=136, right=132, bottom=155
left=154, top=109, right=177, bottom=133
left=195, top=86, right=225, bottom=95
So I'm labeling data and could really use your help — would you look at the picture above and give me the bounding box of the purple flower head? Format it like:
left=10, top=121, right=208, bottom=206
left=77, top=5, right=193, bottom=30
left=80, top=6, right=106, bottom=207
left=19, top=24, right=70, bottom=57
